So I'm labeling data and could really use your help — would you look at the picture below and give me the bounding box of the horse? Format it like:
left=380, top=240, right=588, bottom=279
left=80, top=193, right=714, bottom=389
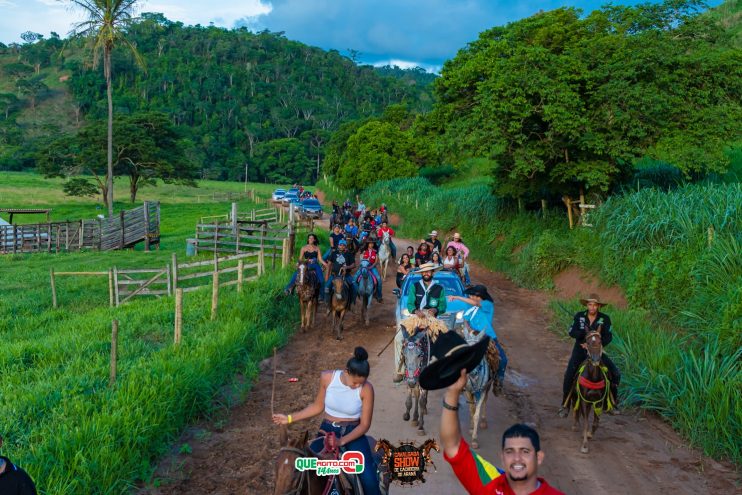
left=378, top=232, right=392, bottom=280
left=355, top=260, right=376, bottom=326
left=461, top=324, right=493, bottom=449
left=567, top=329, right=612, bottom=453
left=329, top=272, right=352, bottom=341
left=401, top=329, right=430, bottom=436
left=296, top=261, right=320, bottom=332
left=330, top=210, right=345, bottom=230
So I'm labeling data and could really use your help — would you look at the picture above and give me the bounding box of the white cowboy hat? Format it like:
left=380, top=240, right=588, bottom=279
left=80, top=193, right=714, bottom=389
left=415, top=262, right=442, bottom=274
left=428, top=230, right=439, bottom=237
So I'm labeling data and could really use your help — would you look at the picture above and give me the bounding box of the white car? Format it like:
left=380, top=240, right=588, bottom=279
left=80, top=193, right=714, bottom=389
left=272, top=189, right=287, bottom=201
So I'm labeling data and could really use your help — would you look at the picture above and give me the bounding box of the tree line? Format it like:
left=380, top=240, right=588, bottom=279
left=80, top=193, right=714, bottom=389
left=325, top=0, right=742, bottom=202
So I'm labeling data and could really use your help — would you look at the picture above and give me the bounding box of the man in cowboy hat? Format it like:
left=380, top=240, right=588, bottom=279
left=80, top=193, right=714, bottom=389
left=425, top=230, right=442, bottom=253
left=558, top=293, right=621, bottom=417
left=0, top=436, right=38, bottom=494
left=392, top=262, right=447, bottom=383
left=438, top=372, right=565, bottom=495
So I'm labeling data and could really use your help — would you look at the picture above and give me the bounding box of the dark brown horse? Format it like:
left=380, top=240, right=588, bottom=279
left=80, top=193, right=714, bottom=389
left=296, top=261, right=320, bottom=332
left=330, top=273, right=351, bottom=340
left=567, top=329, right=611, bottom=453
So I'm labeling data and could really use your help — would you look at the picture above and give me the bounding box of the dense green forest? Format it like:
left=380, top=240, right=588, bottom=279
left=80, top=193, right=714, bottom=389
left=325, top=0, right=742, bottom=198
left=0, top=13, right=434, bottom=186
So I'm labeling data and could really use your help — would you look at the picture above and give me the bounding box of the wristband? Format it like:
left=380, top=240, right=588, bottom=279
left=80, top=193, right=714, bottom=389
left=288, top=414, right=293, bottom=424
left=442, top=399, right=459, bottom=411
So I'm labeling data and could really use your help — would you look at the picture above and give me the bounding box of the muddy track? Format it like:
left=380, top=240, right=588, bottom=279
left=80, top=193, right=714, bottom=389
left=139, top=230, right=738, bottom=495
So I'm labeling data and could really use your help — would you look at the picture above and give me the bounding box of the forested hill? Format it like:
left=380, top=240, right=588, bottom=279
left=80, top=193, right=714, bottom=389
left=0, top=13, right=435, bottom=182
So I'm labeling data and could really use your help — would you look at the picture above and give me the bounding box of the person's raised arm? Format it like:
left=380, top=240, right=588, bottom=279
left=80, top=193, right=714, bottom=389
left=448, top=295, right=479, bottom=307
left=339, top=382, right=374, bottom=447
left=441, top=369, right=467, bottom=457
left=272, top=371, right=330, bottom=425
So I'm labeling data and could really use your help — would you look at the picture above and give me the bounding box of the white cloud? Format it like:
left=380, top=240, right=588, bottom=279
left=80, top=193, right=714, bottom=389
left=372, top=59, right=441, bottom=74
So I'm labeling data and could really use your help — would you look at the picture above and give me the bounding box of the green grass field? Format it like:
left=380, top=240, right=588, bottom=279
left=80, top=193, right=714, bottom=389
left=0, top=172, right=297, bottom=494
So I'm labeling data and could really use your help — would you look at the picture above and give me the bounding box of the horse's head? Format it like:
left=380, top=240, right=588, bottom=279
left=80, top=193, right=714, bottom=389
left=402, top=331, right=429, bottom=387
left=585, top=330, right=603, bottom=365
left=382, top=231, right=390, bottom=243
left=421, top=439, right=440, bottom=457
left=332, top=276, right=346, bottom=298
left=359, top=259, right=370, bottom=278
left=274, top=428, right=310, bottom=495
left=297, top=262, right=306, bottom=285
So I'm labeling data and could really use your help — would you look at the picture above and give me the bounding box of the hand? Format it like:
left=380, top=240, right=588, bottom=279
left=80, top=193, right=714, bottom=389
left=414, top=310, right=425, bottom=318
left=272, top=414, right=289, bottom=425
left=447, top=295, right=457, bottom=302
left=446, top=369, right=468, bottom=398
left=580, top=343, right=588, bottom=350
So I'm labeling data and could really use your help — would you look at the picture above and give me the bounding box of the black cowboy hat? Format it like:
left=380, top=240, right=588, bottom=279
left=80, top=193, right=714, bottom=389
left=419, top=331, right=490, bottom=390
left=464, top=285, right=493, bottom=302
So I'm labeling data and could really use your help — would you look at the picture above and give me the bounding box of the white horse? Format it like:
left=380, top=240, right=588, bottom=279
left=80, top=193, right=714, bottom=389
left=461, top=324, right=493, bottom=449
left=379, top=231, right=392, bottom=280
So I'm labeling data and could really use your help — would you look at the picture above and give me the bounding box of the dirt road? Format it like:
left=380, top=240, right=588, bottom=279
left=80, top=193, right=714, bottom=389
left=140, top=233, right=738, bottom=494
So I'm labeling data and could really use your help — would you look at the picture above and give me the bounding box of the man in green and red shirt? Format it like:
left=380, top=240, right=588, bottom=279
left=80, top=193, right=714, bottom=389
left=441, top=370, right=565, bottom=495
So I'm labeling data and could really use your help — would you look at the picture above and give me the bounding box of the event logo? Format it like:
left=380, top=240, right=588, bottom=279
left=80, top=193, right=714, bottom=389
left=294, top=451, right=364, bottom=476
left=375, top=439, right=439, bottom=485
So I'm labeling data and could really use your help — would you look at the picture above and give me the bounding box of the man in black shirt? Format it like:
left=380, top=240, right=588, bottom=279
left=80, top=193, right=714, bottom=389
left=558, top=294, right=621, bottom=417
left=425, top=230, right=442, bottom=253
left=323, top=240, right=356, bottom=305
left=0, top=437, right=38, bottom=495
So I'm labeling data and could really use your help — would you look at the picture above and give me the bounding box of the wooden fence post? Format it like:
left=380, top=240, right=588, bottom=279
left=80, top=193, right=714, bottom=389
left=541, top=199, right=547, bottom=219
left=143, top=201, right=151, bottom=252
left=238, top=259, right=244, bottom=291
left=110, top=320, right=118, bottom=387
left=231, top=202, right=238, bottom=236
left=211, top=271, right=219, bottom=321
left=171, top=253, right=178, bottom=292
left=120, top=211, right=125, bottom=249
left=108, top=269, right=114, bottom=307
left=50, top=268, right=57, bottom=308
left=258, top=249, right=265, bottom=276
left=113, top=267, right=120, bottom=307
left=174, top=289, right=183, bottom=345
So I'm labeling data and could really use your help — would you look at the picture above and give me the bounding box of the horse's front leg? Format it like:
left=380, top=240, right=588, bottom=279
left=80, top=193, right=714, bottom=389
left=590, top=406, right=600, bottom=439
left=403, top=387, right=412, bottom=421
left=580, top=404, right=590, bottom=453
left=471, top=396, right=484, bottom=449
left=479, top=386, right=490, bottom=430
left=417, top=388, right=427, bottom=436
left=337, top=309, right=345, bottom=341
left=411, top=386, right=420, bottom=427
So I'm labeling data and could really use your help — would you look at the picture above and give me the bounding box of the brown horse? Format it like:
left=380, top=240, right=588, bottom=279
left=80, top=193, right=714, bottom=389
left=274, top=427, right=341, bottom=495
left=330, top=274, right=351, bottom=340
left=567, top=329, right=612, bottom=453
left=296, top=262, right=320, bottom=332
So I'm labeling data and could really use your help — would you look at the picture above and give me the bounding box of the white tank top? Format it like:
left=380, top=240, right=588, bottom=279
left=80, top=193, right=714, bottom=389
left=324, top=370, right=363, bottom=419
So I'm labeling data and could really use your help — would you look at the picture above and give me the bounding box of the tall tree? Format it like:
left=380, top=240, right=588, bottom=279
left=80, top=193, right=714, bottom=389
left=65, top=0, right=144, bottom=215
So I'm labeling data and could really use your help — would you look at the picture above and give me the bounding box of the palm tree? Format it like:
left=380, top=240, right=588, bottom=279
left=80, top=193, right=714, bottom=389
left=65, top=0, right=144, bottom=216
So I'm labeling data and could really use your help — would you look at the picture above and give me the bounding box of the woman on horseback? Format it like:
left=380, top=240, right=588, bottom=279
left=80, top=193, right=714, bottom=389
left=448, top=285, right=508, bottom=395
left=284, top=234, right=324, bottom=295
left=273, top=347, right=380, bottom=495
left=396, top=253, right=413, bottom=288
left=358, top=239, right=383, bottom=303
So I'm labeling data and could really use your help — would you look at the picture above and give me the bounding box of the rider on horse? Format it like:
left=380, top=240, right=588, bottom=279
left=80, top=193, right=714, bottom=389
left=449, top=285, right=508, bottom=395
left=272, top=347, right=381, bottom=495
left=376, top=220, right=397, bottom=259
left=323, top=240, right=356, bottom=306
left=558, top=293, right=621, bottom=417
left=284, top=234, right=324, bottom=295
left=324, top=224, right=346, bottom=261
left=344, top=218, right=359, bottom=238
left=355, top=240, right=383, bottom=303
left=393, top=262, right=447, bottom=383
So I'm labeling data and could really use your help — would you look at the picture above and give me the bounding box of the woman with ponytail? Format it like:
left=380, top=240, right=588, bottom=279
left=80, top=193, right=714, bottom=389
left=273, top=347, right=380, bottom=495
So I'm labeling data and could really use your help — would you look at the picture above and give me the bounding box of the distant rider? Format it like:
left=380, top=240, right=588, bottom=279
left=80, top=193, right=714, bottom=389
left=376, top=220, right=397, bottom=259
left=284, top=234, right=324, bottom=295
left=322, top=240, right=356, bottom=306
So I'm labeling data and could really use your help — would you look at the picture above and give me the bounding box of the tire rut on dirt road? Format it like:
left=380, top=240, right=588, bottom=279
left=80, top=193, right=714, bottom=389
left=139, top=232, right=738, bottom=495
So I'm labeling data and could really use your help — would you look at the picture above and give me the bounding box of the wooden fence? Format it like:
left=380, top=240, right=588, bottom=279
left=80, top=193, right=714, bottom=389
left=1, top=202, right=160, bottom=254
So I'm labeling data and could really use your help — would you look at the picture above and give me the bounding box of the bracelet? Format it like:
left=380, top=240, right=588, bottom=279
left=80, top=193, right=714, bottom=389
left=288, top=414, right=293, bottom=424
left=442, top=399, right=459, bottom=411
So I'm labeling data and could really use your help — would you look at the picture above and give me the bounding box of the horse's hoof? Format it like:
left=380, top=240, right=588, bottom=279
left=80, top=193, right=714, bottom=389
left=336, top=335, right=343, bottom=341
left=417, top=429, right=426, bottom=436
left=411, top=420, right=418, bottom=427
left=571, top=425, right=578, bottom=432
left=587, top=432, right=593, bottom=439
left=471, top=441, right=479, bottom=449
left=580, top=446, right=589, bottom=454
left=403, top=413, right=410, bottom=421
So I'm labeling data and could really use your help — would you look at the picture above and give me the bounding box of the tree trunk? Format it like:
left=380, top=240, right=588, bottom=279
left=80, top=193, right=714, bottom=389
left=130, top=175, right=138, bottom=203
left=105, top=44, right=114, bottom=217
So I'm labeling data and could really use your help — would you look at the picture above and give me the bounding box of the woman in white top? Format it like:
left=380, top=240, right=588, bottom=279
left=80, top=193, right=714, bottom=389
left=273, top=347, right=380, bottom=495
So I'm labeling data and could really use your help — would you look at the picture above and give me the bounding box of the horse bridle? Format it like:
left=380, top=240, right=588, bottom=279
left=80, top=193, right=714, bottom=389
left=404, top=331, right=430, bottom=380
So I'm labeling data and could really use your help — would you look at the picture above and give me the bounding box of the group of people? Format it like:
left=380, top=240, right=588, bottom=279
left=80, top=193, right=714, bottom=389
left=278, top=198, right=621, bottom=495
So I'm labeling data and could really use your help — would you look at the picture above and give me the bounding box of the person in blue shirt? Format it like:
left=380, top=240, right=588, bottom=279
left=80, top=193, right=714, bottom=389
left=344, top=218, right=359, bottom=238
left=448, top=285, right=508, bottom=395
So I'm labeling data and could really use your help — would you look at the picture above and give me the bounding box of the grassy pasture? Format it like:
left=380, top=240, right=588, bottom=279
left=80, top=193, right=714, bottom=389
left=0, top=172, right=296, bottom=493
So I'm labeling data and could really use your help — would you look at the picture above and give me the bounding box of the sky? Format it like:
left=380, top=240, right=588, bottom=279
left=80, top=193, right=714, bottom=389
left=0, top=0, right=723, bottom=72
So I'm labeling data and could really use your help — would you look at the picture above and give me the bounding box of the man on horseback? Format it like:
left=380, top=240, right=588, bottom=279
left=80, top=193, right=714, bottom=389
left=323, top=240, right=356, bottom=307
left=376, top=221, right=397, bottom=259
left=355, top=240, right=383, bottom=303
left=393, top=262, right=447, bottom=383
left=558, top=294, right=621, bottom=418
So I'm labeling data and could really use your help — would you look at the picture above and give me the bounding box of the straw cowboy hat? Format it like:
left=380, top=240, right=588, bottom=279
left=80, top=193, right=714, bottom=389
left=579, top=293, right=607, bottom=306
left=419, top=331, right=490, bottom=390
left=452, top=232, right=462, bottom=240
left=415, top=262, right=442, bottom=274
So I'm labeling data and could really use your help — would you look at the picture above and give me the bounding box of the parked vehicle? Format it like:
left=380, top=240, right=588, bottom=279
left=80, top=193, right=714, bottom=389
left=272, top=188, right=287, bottom=201
left=281, top=192, right=299, bottom=206
left=299, top=198, right=323, bottom=219
left=392, top=271, right=469, bottom=332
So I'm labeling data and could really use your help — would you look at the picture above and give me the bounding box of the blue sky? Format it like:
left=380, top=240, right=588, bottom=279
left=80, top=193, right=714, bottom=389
left=0, top=0, right=722, bottom=72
